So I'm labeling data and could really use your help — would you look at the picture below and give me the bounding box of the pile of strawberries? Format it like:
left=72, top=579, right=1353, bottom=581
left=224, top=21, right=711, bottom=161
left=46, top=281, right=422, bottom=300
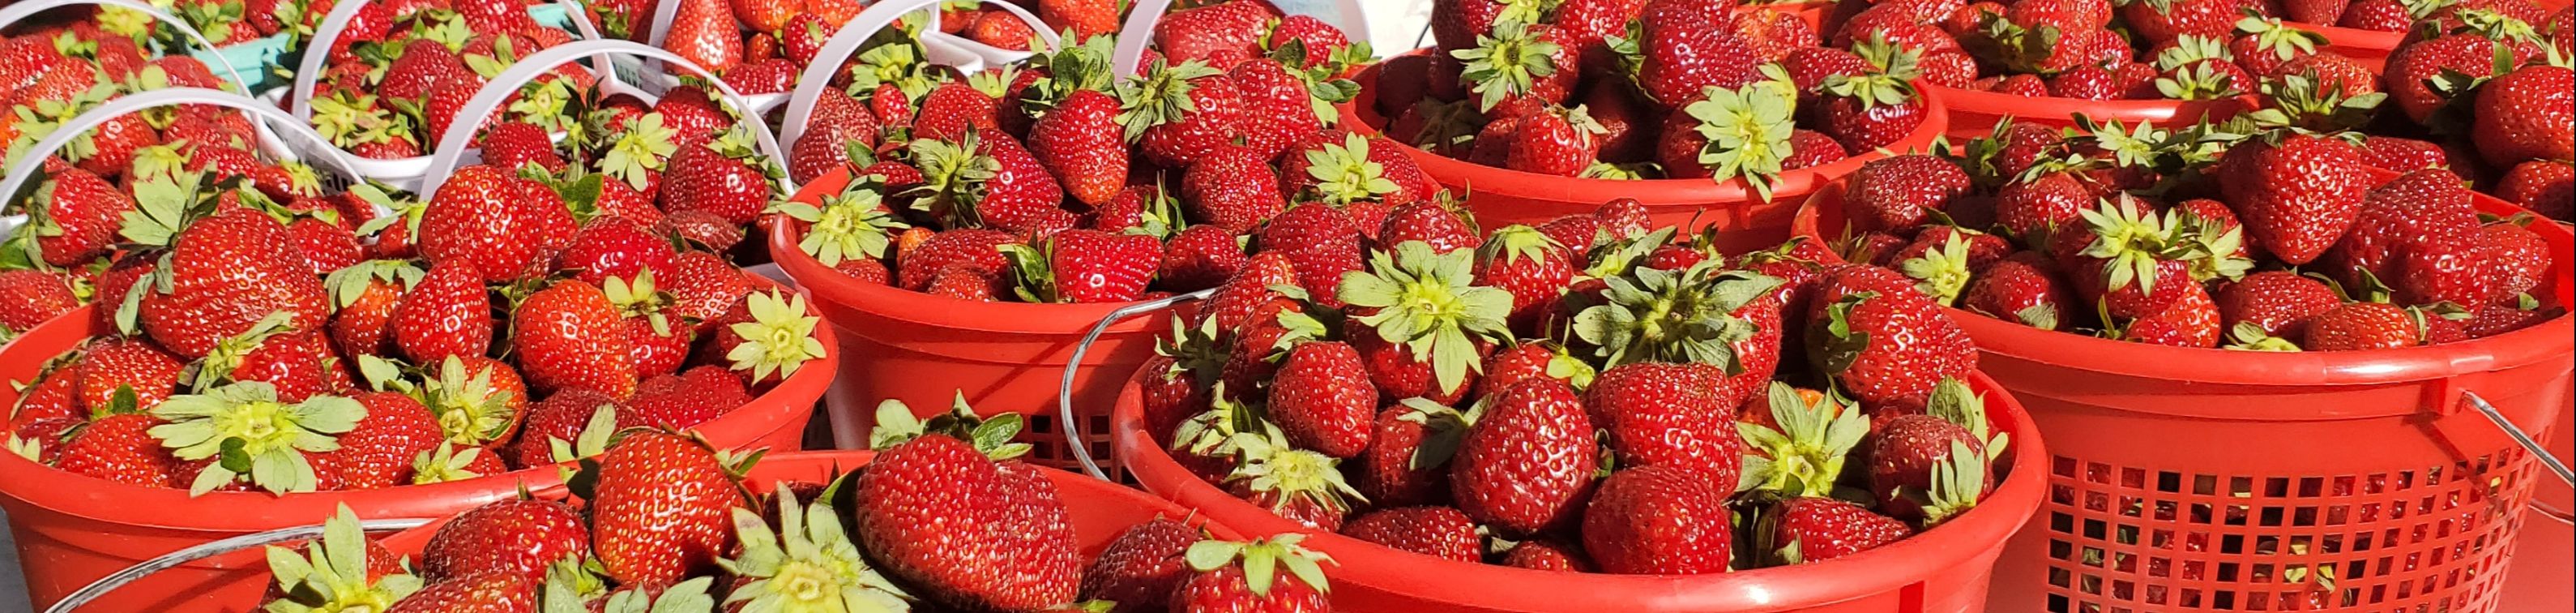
left=2277, top=0, right=2562, bottom=32
left=1135, top=197, right=2010, bottom=572
left=1825, top=116, right=2560, bottom=350
left=779, top=1, right=1405, bottom=305
left=1829, top=0, right=2386, bottom=113
left=258, top=414, right=1336, bottom=611
left=2367, top=0, right=2571, bottom=221
left=297, top=0, right=606, bottom=160
left=1365, top=0, right=1933, bottom=190
left=631, top=0, right=1117, bottom=96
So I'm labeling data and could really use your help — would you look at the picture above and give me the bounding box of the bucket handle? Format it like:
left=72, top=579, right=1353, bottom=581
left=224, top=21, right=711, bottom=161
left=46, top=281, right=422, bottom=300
left=2, top=88, right=367, bottom=216
left=1109, top=0, right=1374, bottom=78
left=1058, top=288, right=1217, bottom=481
left=42, top=517, right=434, bottom=613
left=415, top=40, right=790, bottom=204
left=0, top=0, right=251, bottom=92
left=296, top=0, right=611, bottom=119
left=2461, top=390, right=2576, bottom=487
left=778, top=0, right=1062, bottom=149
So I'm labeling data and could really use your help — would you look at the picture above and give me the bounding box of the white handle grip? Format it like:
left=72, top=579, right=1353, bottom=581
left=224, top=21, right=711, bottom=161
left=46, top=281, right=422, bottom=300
left=777, top=0, right=1060, bottom=148
left=1109, top=0, right=1374, bottom=77
left=417, top=40, right=788, bottom=202
left=0, top=0, right=250, bottom=91
left=297, top=0, right=608, bottom=119
left=1, top=88, right=366, bottom=210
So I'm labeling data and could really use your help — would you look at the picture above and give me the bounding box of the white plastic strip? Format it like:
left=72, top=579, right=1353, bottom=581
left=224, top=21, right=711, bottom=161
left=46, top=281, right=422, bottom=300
left=1, top=88, right=366, bottom=208
left=297, top=0, right=610, bottom=118
left=778, top=0, right=1062, bottom=148
left=417, top=40, right=789, bottom=202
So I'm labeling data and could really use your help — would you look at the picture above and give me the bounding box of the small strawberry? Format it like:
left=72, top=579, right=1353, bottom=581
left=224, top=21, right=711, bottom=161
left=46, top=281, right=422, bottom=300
left=1758, top=496, right=1914, bottom=564
left=1081, top=517, right=1199, bottom=612
left=1342, top=505, right=1482, bottom=561
left=512, top=281, right=640, bottom=398
left=391, top=261, right=492, bottom=365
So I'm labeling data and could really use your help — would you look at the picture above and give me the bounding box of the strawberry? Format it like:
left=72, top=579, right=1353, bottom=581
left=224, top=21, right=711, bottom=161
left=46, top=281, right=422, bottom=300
left=476, top=122, right=562, bottom=173
left=1634, top=0, right=1766, bottom=106
left=57, top=413, right=177, bottom=487
left=628, top=367, right=754, bottom=427
left=1160, top=225, right=1247, bottom=292
left=132, top=208, right=331, bottom=359
left=383, top=570, right=532, bottom=611
left=664, top=0, right=743, bottom=73
left=1581, top=464, right=1734, bottom=574
left=512, top=281, right=640, bottom=398
left=588, top=431, right=742, bottom=586
left=392, top=261, right=492, bottom=364
left=1125, top=60, right=1249, bottom=168
left=2304, top=301, right=2422, bottom=349
left=1342, top=506, right=1482, bottom=561
left=2495, top=161, right=2574, bottom=221
left=1081, top=517, right=1198, bottom=612
left=912, top=132, right=1072, bottom=235
left=1843, top=155, right=1972, bottom=232
left=897, top=229, right=1016, bottom=292
left=287, top=218, right=364, bottom=276
left=1456, top=19, right=1578, bottom=119
left=2322, top=169, right=2487, bottom=306
left=1760, top=496, right=1913, bottom=564
left=1451, top=379, right=1597, bottom=535
left=414, top=356, right=528, bottom=449
left=1503, top=105, right=1604, bottom=177
left=2117, top=281, right=2222, bottom=347
left=1498, top=538, right=1592, bottom=571
left=1809, top=266, right=1976, bottom=407
left=662, top=135, right=777, bottom=227
left=1267, top=15, right=1356, bottom=69
left=1153, top=0, right=1281, bottom=66
left=1587, top=362, right=1743, bottom=481
left=1042, top=0, right=1121, bottom=37
left=71, top=338, right=185, bottom=413
left=1226, top=57, right=1326, bottom=157
left=2383, top=34, right=2511, bottom=123
left=0, top=270, right=78, bottom=338
left=2472, top=64, right=2574, bottom=166
left=2357, top=135, right=2456, bottom=174
left=327, top=391, right=446, bottom=489
left=1475, top=226, right=1578, bottom=332
left=2123, top=0, right=2240, bottom=45
left=857, top=416, right=1079, bottom=611
left=2216, top=132, right=2368, bottom=265
left=1869, top=414, right=1991, bottom=525
left=1006, top=229, right=1160, bottom=303
left=1169, top=536, right=1333, bottom=612
left=1266, top=341, right=1378, bottom=458
left=1569, top=259, right=1784, bottom=405
left=1027, top=88, right=1129, bottom=207
left=419, top=165, right=574, bottom=284
left=421, top=499, right=587, bottom=586
left=2480, top=221, right=2552, bottom=300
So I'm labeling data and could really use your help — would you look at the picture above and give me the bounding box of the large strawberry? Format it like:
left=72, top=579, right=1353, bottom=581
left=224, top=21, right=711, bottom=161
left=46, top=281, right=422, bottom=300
left=1266, top=341, right=1378, bottom=458
left=1580, top=464, right=1734, bottom=574
left=419, top=165, right=575, bottom=284
left=1121, top=60, right=1247, bottom=168
left=2472, top=64, right=2574, bottom=166
left=1807, top=266, right=1975, bottom=407
left=587, top=430, right=744, bottom=586
left=1633, top=0, right=1766, bottom=106
left=2215, top=132, right=2369, bottom=265
left=1587, top=362, right=1743, bottom=481
left=1003, top=229, right=1160, bottom=303
left=420, top=499, right=587, bottom=585
left=1450, top=378, right=1597, bottom=535
left=137, top=208, right=331, bottom=359
left=856, top=405, right=1080, bottom=611
left=513, top=281, right=640, bottom=398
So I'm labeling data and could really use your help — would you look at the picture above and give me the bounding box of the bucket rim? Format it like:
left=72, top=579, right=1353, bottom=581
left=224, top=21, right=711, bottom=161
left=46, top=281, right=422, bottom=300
left=1110, top=371, right=2046, bottom=611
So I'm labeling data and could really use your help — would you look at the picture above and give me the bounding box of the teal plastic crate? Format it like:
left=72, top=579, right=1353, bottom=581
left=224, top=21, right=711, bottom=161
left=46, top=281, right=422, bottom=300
left=187, top=32, right=289, bottom=92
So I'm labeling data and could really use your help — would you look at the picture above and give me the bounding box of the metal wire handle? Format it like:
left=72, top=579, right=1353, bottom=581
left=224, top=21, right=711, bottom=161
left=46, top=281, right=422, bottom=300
left=2462, top=390, right=2576, bottom=488
left=1058, top=289, right=1215, bottom=481
left=44, top=518, right=434, bottom=613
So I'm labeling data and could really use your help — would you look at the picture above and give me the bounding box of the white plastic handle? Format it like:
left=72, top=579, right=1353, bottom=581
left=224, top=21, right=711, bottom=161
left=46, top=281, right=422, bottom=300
left=0, top=0, right=250, bottom=91
left=1109, top=0, right=1370, bottom=77
left=0, top=88, right=367, bottom=209
left=417, top=40, right=789, bottom=202
left=777, top=0, right=1061, bottom=149
left=297, top=0, right=610, bottom=119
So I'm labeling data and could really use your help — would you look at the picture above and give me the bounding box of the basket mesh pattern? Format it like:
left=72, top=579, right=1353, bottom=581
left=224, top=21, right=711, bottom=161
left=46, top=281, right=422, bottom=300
left=1021, top=411, right=1129, bottom=484
left=2038, top=446, right=2539, bottom=612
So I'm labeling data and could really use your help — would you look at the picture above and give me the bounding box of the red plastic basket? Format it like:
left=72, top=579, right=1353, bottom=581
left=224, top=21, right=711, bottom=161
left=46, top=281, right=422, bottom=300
left=1789, top=179, right=2576, bottom=613
left=1109, top=371, right=2048, bottom=612
left=0, top=296, right=835, bottom=611
left=47, top=451, right=1240, bottom=611
left=1343, top=50, right=1951, bottom=255
left=766, top=169, right=1199, bottom=481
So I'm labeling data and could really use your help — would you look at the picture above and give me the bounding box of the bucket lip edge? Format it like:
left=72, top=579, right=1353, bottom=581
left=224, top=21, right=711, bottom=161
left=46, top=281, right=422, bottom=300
left=1108, top=371, right=2049, bottom=610
left=1787, top=180, right=2576, bottom=393
left=763, top=202, right=1180, bottom=335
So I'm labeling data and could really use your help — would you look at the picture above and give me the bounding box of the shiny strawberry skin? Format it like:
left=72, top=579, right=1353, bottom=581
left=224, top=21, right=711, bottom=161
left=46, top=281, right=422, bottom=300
left=1450, top=379, right=1598, bottom=536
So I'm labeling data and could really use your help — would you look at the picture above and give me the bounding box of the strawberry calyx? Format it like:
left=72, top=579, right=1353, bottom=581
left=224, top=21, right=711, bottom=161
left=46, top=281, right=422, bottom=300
left=1896, top=229, right=1979, bottom=305
left=777, top=178, right=909, bottom=267
left=1925, top=377, right=2008, bottom=455
left=1174, top=383, right=1259, bottom=458
left=1023, top=33, right=1120, bottom=109
left=2232, top=16, right=2324, bottom=62
left=1398, top=98, right=1486, bottom=154
left=180, top=311, right=298, bottom=392
left=719, top=489, right=912, bottom=610
left=867, top=393, right=1032, bottom=461
left=1830, top=35, right=1925, bottom=110
left=1968, top=14, right=2065, bottom=75
left=1454, top=18, right=1562, bottom=113
left=261, top=505, right=424, bottom=611
left=2076, top=195, right=2194, bottom=297
left=310, top=91, right=399, bottom=148
left=908, top=132, right=1004, bottom=228
left=1914, top=440, right=1989, bottom=529
left=545, top=403, right=623, bottom=474
left=1228, top=422, right=1365, bottom=525
left=409, top=443, right=494, bottom=484
left=2248, top=72, right=2387, bottom=131
left=1302, top=132, right=1402, bottom=206
left=1183, top=534, right=1338, bottom=598
left=417, top=355, right=519, bottom=448
left=2224, top=322, right=2302, bottom=351
left=1157, top=316, right=1229, bottom=392
left=1683, top=75, right=1798, bottom=199
left=2172, top=206, right=2254, bottom=283
left=2154, top=61, right=2245, bottom=101
left=1337, top=241, right=1515, bottom=395
left=596, top=114, right=679, bottom=192
left=600, top=271, right=674, bottom=337
left=724, top=290, right=826, bottom=383
left=1393, top=397, right=1480, bottom=473
left=1738, top=382, right=1867, bottom=498
left=148, top=380, right=363, bottom=495
left=1572, top=259, right=1784, bottom=371
left=1115, top=58, right=1225, bottom=142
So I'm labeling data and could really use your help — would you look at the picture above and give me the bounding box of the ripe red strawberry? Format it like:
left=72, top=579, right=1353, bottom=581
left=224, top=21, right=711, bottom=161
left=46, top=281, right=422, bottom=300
left=2495, top=161, right=2574, bottom=221
left=1844, top=155, right=1972, bottom=232
left=132, top=208, right=331, bottom=358
left=2305, top=302, right=2421, bottom=349
left=421, top=498, right=587, bottom=585
left=19, top=167, right=133, bottom=267
left=1504, top=105, right=1603, bottom=177
left=0, top=270, right=78, bottom=337
left=857, top=427, right=1080, bottom=611
left=898, top=229, right=1016, bottom=292
left=1127, top=61, right=1250, bottom=168
left=1451, top=379, right=1597, bottom=535
left=2357, top=135, right=2455, bottom=174
left=477, top=122, right=562, bottom=173
left=1082, top=517, right=1198, bottom=611
left=1475, top=226, right=1577, bottom=332
left=1761, top=496, right=1914, bottom=564
left=56, top=414, right=176, bottom=487
left=1809, top=266, right=1976, bottom=407
left=627, top=367, right=752, bottom=428
left=419, top=166, right=575, bottom=284
left=1027, top=88, right=1128, bottom=207
left=2384, top=34, right=2511, bottom=123
left=1869, top=413, right=1991, bottom=525
left=512, top=281, right=640, bottom=398
left=2472, top=65, right=2574, bottom=166
left=1499, top=538, right=1592, bottom=571
left=286, top=218, right=363, bottom=276
left=1267, top=15, right=1356, bottom=69
left=2322, top=169, right=2488, bottom=306
left=2118, top=282, right=2222, bottom=347
left=1160, top=225, right=1246, bottom=293
left=2123, top=0, right=2239, bottom=45
left=664, top=0, right=742, bottom=72
left=2216, top=133, right=2369, bottom=265
left=1634, top=0, right=1766, bottom=105
left=383, top=570, right=532, bottom=611
left=1011, top=229, right=1160, bottom=303
left=1342, top=506, right=1482, bottom=561
left=2480, top=222, right=2552, bottom=299
left=589, top=431, right=741, bottom=586
left=1267, top=341, right=1378, bottom=458
left=2214, top=271, right=2339, bottom=344
left=1153, top=0, right=1281, bottom=65
left=1582, top=464, right=1734, bottom=574
left=1228, top=58, right=1326, bottom=158
left=1168, top=536, right=1332, bottom=612
left=915, top=132, right=1072, bottom=235
left=662, top=139, right=776, bottom=227
left=1352, top=398, right=1472, bottom=507
left=1587, top=362, right=1741, bottom=481
left=393, top=261, right=493, bottom=364
left=323, top=391, right=446, bottom=489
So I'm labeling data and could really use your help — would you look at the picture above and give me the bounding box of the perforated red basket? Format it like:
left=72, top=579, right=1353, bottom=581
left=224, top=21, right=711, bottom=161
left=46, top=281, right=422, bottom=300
left=1790, top=178, right=2576, bottom=613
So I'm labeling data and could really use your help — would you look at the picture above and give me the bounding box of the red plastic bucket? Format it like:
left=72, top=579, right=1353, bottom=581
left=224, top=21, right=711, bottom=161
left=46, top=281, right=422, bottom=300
left=0, top=300, right=835, bottom=611
left=1927, top=85, right=2250, bottom=139
left=1343, top=52, right=1950, bottom=254
left=1111, top=371, right=2048, bottom=612
left=1790, top=180, right=2576, bottom=613
left=767, top=169, right=1178, bottom=478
